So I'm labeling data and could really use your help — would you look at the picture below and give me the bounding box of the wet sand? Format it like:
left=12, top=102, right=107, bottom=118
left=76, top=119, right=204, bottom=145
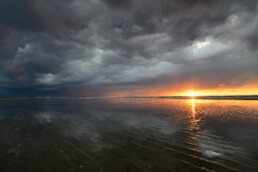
left=0, top=98, right=257, bottom=171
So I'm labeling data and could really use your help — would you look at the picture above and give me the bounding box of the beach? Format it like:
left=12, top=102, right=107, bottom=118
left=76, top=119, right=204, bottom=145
left=0, top=98, right=257, bottom=171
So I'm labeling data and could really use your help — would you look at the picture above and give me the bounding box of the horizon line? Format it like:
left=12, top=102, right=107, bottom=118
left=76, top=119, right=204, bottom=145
left=1, top=95, right=258, bottom=100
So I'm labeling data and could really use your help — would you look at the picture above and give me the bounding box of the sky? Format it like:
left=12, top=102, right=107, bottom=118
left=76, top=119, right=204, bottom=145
left=0, top=0, right=258, bottom=97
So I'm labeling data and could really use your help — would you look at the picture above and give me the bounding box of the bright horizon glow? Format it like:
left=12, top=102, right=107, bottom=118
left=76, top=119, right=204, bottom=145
left=186, top=91, right=198, bottom=97
left=107, top=85, right=258, bottom=97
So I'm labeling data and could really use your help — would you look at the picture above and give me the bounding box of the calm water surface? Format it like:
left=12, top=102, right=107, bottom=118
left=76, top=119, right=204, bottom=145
left=0, top=98, right=257, bottom=172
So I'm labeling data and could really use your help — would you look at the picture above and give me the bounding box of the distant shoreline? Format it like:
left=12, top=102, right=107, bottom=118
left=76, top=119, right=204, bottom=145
left=0, top=97, right=44, bottom=100
left=1, top=96, right=258, bottom=101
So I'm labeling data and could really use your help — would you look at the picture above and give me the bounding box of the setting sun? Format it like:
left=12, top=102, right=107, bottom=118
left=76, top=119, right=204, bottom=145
left=187, top=91, right=198, bottom=97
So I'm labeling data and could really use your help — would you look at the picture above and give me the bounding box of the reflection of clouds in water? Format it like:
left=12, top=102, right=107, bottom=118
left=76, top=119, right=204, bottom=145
left=114, top=112, right=181, bottom=135
left=204, top=150, right=222, bottom=158
left=59, top=112, right=107, bottom=151
left=71, top=122, right=101, bottom=143
left=35, top=111, right=107, bottom=151
left=45, top=110, right=182, bottom=151
left=58, top=110, right=181, bottom=137
left=32, top=108, right=182, bottom=152
left=35, top=112, right=53, bottom=123
left=199, top=142, right=225, bottom=158
left=87, top=111, right=182, bottom=135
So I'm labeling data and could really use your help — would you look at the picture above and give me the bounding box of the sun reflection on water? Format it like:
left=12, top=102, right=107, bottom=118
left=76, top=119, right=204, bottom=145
left=191, top=99, right=196, bottom=118
left=187, top=98, right=200, bottom=132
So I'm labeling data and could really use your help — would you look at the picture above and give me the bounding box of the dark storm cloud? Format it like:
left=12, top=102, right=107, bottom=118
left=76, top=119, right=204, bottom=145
left=102, top=0, right=134, bottom=10
left=0, top=0, right=258, bottom=96
left=0, top=0, right=88, bottom=33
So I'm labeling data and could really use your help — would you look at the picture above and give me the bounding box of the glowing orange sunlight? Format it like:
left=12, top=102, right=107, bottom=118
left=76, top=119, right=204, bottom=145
left=187, top=91, right=198, bottom=97
left=107, top=83, right=258, bottom=97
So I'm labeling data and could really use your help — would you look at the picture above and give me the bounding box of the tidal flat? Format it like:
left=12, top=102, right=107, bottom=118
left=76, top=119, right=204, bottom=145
left=0, top=98, right=257, bottom=172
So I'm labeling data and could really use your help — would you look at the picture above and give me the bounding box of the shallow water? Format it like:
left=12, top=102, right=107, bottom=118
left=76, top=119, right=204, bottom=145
left=0, top=98, right=257, bottom=172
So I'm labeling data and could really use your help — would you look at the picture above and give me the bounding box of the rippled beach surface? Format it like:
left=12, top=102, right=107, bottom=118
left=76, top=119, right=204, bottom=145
left=0, top=98, right=257, bottom=172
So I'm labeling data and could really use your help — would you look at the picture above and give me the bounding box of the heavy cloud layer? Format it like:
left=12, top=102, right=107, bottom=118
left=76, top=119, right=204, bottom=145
left=0, top=0, right=257, bottom=96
